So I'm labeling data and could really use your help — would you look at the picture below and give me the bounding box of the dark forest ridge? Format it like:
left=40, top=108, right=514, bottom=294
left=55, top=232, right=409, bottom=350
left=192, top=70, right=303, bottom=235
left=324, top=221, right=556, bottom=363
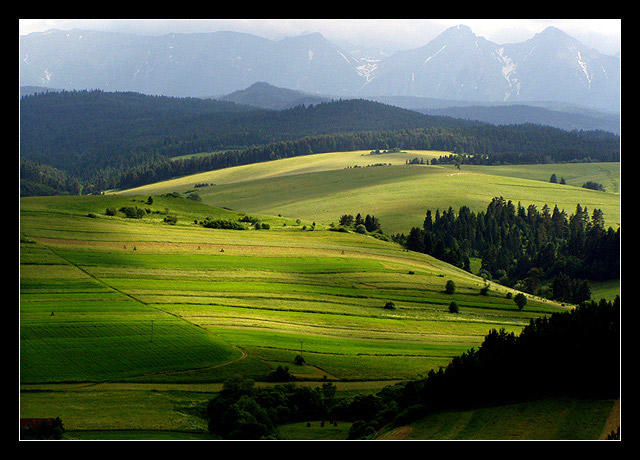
left=20, top=89, right=620, bottom=196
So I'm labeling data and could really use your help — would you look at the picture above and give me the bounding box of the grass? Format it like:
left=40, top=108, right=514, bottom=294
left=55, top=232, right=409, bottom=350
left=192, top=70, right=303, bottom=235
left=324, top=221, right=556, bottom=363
left=278, top=421, right=352, bottom=440
left=119, top=151, right=620, bottom=234
left=20, top=194, right=563, bottom=385
left=20, top=155, right=619, bottom=439
left=379, top=397, right=617, bottom=440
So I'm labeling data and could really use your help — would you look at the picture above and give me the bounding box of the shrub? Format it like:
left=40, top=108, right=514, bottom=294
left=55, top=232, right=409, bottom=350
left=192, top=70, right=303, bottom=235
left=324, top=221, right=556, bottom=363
left=355, top=224, right=367, bottom=234
left=445, top=280, right=456, bottom=294
left=163, top=215, right=178, bottom=225
left=384, top=301, right=396, bottom=310
left=294, top=355, right=305, bottom=366
left=514, top=293, right=527, bottom=310
left=582, top=181, right=606, bottom=192
left=347, top=420, right=377, bottom=440
left=267, top=365, right=295, bottom=382
left=449, top=301, right=459, bottom=313
left=201, top=218, right=246, bottom=230
left=239, top=215, right=260, bottom=224
left=20, top=417, right=65, bottom=440
left=119, top=206, right=146, bottom=219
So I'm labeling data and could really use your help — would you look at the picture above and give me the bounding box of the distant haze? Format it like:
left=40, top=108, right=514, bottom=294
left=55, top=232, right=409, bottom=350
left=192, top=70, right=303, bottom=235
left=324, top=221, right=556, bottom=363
left=20, top=23, right=621, bottom=112
left=18, top=19, right=621, bottom=56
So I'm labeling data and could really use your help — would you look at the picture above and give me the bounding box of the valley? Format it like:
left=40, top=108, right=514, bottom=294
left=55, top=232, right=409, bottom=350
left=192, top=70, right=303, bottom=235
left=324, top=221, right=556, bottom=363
left=20, top=155, right=620, bottom=439
left=18, top=20, right=621, bottom=441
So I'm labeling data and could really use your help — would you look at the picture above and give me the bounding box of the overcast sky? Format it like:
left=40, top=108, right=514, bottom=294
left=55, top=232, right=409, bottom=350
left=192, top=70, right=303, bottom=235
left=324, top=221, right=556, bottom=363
left=18, top=19, right=622, bottom=56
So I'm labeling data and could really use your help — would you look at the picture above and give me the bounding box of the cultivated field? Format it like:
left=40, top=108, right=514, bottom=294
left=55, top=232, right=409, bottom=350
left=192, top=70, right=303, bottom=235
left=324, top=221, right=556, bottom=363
left=20, top=155, right=620, bottom=438
left=20, top=193, right=565, bottom=385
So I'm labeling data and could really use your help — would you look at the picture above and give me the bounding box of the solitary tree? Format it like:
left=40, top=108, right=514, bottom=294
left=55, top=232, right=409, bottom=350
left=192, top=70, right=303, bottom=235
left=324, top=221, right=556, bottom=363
left=445, top=280, right=456, bottom=294
left=514, top=293, right=527, bottom=310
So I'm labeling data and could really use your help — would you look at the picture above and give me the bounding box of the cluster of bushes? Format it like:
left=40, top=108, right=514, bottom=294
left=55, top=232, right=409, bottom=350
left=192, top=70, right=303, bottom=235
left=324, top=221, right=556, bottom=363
left=20, top=417, right=65, bottom=440
left=163, top=215, right=178, bottom=225
left=206, top=377, right=338, bottom=439
left=337, top=213, right=381, bottom=234
left=582, top=180, right=606, bottom=192
left=369, top=147, right=402, bottom=155
left=200, top=217, right=246, bottom=230
left=239, top=215, right=271, bottom=230
left=106, top=206, right=148, bottom=219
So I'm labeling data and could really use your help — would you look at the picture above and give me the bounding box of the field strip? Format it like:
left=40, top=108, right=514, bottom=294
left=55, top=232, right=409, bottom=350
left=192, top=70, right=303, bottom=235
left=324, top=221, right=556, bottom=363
left=26, top=242, right=249, bottom=379
left=376, top=426, right=414, bottom=440
left=20, top=379, right=404, bottom=393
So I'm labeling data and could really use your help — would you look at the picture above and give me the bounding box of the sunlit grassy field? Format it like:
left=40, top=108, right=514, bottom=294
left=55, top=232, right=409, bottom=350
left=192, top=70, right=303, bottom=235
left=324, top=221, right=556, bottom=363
left=20, top=194, right=564, bottom=385
left=120, top=151, right=620, bottom=234
left=20, top=154, right=620, bottom=439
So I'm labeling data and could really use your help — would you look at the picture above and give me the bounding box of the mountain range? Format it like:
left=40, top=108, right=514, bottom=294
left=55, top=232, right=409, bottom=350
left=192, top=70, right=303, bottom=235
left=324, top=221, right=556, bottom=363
left=19, top=25, right=620, bottom=113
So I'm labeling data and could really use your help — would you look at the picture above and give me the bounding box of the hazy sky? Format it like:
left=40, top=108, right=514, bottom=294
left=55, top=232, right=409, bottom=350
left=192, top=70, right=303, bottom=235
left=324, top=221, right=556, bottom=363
left=18, top=19, right=622, bottom=55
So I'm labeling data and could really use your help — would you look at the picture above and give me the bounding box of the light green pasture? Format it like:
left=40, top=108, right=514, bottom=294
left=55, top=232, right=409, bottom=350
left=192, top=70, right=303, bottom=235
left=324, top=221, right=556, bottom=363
left=119, top=153, right=620, bottom=234
left=20, top=195, right=564, bottom=384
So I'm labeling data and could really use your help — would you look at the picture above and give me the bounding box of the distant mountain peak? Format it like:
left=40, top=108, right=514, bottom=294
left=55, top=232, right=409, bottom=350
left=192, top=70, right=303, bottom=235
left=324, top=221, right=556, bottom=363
left=438, top=23, right=477, bottom=40
left=537, top=26, right=570, bottom=37
left=19, top=25, right=620, bottom=112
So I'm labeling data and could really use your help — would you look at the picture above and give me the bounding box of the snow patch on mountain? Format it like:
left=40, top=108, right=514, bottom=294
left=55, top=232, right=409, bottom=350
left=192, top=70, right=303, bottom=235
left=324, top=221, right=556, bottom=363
left=424, top=45, right=446, bottom=65
left=355, top=59, right=379, bottom=82
left=577, top=51, right=592, bottom=85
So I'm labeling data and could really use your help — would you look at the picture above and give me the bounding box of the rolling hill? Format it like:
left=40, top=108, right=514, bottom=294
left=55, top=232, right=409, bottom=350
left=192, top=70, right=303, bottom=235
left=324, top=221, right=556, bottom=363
left=21, top=193, right=564, bottom=385
left=119, top=150, right=621, bottom=234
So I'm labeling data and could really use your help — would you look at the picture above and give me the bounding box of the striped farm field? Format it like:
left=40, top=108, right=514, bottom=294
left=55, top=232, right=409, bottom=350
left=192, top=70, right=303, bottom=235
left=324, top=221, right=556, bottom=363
left=20, top=193, right=566, bottom=384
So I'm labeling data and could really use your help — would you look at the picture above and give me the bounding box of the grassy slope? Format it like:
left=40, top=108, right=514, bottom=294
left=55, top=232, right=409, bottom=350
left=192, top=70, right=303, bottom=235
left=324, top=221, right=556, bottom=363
left=119, top=150, right=620, bottom=234
left=376, top=397, right=616, bottom=440
left=20, top=155, right=620, bottom=439
left=20, top=194, right=564, bottom=385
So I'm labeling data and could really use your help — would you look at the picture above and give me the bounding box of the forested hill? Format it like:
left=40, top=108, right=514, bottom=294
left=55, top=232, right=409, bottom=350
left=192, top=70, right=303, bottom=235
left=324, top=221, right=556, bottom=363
left=20, top=90, right=620, bottom=196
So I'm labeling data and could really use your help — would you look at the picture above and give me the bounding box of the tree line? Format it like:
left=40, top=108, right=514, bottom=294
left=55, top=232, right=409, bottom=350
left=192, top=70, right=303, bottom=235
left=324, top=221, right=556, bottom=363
left=20, top=90, right=620, bottom=196
left=204, top=296, right=619, bottom=439
left=392, top=197, right=619, bottom=302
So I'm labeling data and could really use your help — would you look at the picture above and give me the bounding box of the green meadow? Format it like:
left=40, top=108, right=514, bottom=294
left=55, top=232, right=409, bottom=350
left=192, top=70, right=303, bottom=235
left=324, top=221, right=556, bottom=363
left=20, top=193, right=564, bottom=384
left=122, top=150, right=620, bottom=234
left=376, top=397, right=617, bottom=440
left=20, top=154, right=620, bottom=439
